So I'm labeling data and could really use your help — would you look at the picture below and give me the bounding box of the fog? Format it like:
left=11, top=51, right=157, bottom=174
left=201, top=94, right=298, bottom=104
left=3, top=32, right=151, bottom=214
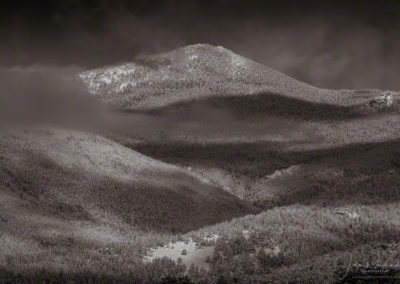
left=0, top=66, right=101, bottom=128
left=0, top=65, right=303, bottom=142
left=0, top=65, right=157, bottom=133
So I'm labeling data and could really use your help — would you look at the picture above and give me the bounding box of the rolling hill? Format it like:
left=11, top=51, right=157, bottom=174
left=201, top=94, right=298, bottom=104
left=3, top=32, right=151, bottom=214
left=78, top=44, right=400, bottom=282
left=0, top=127, right=258, bottom=281
left=2, top=44, right=400, bottom=283
left=0, top=128, right=256, bottom=233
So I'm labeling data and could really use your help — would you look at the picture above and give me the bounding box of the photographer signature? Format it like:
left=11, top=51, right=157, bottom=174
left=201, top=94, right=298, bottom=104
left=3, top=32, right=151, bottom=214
left=339, top=251, right=400, bottom=281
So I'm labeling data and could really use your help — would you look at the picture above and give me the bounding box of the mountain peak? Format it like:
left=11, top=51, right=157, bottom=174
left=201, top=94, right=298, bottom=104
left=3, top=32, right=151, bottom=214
left=151, top=43, right=251, bottom=67
left=179, top=43, right=234, bottom=55
left=79, top=43, right=317, bottom=109
left=182, top=43, right=216, bottom=50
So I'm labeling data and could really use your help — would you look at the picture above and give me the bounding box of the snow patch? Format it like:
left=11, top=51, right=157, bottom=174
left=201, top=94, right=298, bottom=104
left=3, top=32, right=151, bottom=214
left=230, top=53, right=249, bottom=69
left=334, top=209, right=360, bottom=219
left=116, top=82, right=135, bottom=92
left=368, top=91, right=398, bottom=108
left=263, top=165, right=301, bottom=181
left=99, top=76, right=112, bottom=85
left=144, top=239, right=214, bottom=272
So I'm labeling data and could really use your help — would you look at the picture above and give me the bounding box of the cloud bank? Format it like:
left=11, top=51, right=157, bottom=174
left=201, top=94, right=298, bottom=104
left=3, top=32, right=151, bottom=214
left=1, top=1, right=400, bottom=90
left=0, top=65, right=106, bottom=129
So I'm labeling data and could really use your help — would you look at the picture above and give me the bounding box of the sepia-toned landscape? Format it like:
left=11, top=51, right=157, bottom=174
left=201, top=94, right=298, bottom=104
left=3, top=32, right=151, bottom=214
left=1, top=43, right=399, bottom=283
left=1, top=1, right=400, bottom=283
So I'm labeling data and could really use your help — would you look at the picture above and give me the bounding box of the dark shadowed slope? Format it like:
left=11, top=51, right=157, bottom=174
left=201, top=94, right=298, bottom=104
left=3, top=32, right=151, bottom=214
left=132, top=92, right=369, bottom=121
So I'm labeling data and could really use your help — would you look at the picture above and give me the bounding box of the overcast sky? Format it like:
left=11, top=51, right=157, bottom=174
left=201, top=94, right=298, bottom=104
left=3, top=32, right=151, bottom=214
left=1, top=0, right=400, bottom=89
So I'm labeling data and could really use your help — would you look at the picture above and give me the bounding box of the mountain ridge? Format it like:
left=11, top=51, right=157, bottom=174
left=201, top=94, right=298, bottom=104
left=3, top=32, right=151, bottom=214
left=79, top=44, right=342, bottom=109
left=80, top=44, right=400, bottom=113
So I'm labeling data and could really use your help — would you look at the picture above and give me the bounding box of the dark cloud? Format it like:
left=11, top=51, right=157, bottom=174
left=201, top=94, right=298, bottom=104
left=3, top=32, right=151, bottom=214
left=223, top=17, right=400, bottom=90
left=1, top=1, right=400, bottom=89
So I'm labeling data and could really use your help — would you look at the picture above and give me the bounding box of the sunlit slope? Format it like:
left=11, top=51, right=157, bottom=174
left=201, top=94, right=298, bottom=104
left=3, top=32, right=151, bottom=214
left=80, top=44, right=369, bottom=109
left=0, top=128, right=256, bottom=234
